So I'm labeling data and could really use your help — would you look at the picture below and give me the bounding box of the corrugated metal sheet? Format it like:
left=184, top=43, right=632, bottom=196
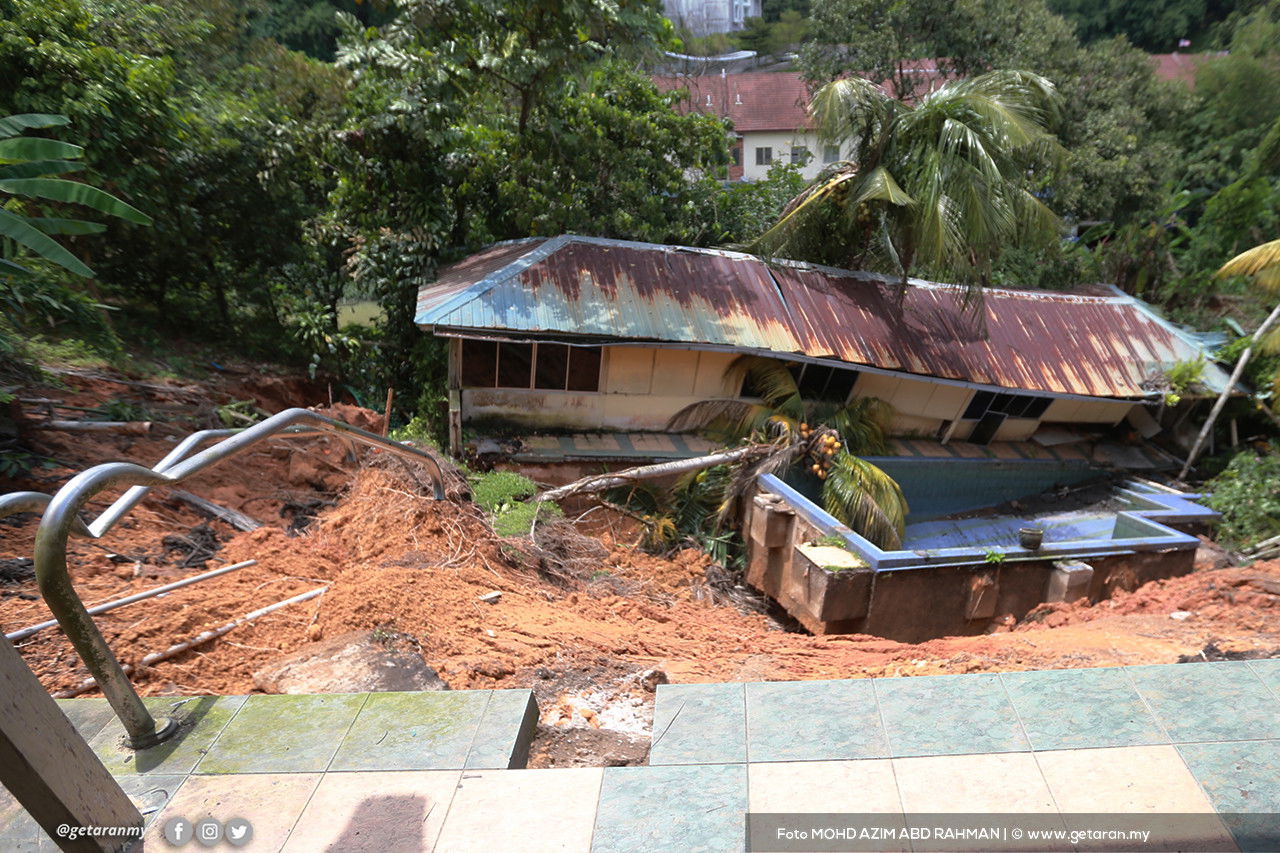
left=416, top=236, right=1230, bottom=399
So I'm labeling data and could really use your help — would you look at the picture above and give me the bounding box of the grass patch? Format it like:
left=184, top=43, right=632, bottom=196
left=492, top=499, right=563, bottom=537
left=472, top=470, right=538, bottom=512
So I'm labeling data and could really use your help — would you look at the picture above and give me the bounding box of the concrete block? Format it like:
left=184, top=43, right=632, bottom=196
left=749, top=495, right=794, bottom=548
left=1046, top=560, right=1094, bottom=604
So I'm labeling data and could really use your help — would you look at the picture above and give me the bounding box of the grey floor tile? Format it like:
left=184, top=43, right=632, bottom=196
left=89, top=695, right=246, bottom=775
left=592, top=763, right=747, bottom=853
left=1178, top=739, right=1280, bottom=853
left=0, top=786, right=41, bottom=852
left=1247, top=659, right=1280, bottom=698
left=873, top=673, right=1030, bottom=757
left=194, top=693, right=367, bottom=774
left=328, top=690, right=488, bottom=772
left=1127, top=662, right=1280, bottom=743
left=1001, top=667, right=1166, bottom=751
left=118, top=773, right=187, bottom=825
left=465, top=689, right=539, bottom=769
left=55, top=698, right=117, bottom=742
left=746, top=679, right=888, bottom=762
left=650, top=683, right=746, bottom=765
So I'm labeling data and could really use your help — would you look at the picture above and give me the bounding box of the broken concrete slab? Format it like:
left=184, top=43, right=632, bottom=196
left=253, top=630, right=449, bottom=694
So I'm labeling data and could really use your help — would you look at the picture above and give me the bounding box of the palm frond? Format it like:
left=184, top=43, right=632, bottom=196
left=830, top=396, right=892, bottom=455
left=1218, top=239, right=1280, bottom=292
left=821, top=452, right=908, bottom=549
left=666, top=398, right=774, bottom=440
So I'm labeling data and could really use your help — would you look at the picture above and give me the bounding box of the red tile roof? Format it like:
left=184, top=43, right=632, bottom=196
left=1150, top=52, right=1224, bottom=87
left=654, top=71, right=814, bottom=132
left=654, top=67, right=950, bottom=133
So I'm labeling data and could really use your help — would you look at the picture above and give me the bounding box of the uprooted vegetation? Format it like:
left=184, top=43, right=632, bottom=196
left=2, top=369, right=1279, bottom=760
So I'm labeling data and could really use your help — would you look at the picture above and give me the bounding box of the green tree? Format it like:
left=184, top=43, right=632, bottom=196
left=1047, top=0, right=1216, bottom=50
left=0, top=114, right=150, bottom=278
left=755, top=70, right=1063, bottom=300
left=668, top=356, right=908, bottom=548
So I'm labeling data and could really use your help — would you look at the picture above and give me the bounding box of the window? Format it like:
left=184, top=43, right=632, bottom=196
left=461, top=341, right=600, bottom=392
left=731, top=145, right=741, bottom=166
left=790, top=146, right=811, bottom=165
left=823, top=144, right=840, bottom=163
left=741, top=360, right=858, bottom=402
left=755, top=146, right=773, bottom=166
left=962, top=390, right=1052, bottom=420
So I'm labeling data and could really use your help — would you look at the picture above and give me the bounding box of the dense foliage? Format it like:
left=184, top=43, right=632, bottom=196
left=1206, top=449, right=1280, bottom=546
left=3, top=0, right=1280, bottom=455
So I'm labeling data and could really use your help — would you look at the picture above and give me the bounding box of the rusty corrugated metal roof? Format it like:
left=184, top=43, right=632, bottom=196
left=416, top=236, right=1230, bottom=399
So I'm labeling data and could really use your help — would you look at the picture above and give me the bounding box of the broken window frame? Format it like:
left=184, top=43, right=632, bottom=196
left=460, top=340, right=601, bottom=392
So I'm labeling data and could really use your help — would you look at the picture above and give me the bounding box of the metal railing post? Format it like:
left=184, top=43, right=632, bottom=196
left=4, top=408, right=447, bottom=750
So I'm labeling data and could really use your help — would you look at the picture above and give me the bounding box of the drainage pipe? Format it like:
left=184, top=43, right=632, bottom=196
left=5, top=559, right=257, bottom=643
left=52, top=586, right=327, bottom=699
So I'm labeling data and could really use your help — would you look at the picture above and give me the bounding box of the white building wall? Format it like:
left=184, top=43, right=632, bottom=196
left=739, top=130, right=842, bottom=181
left=665, top=0, right=762, bottom=36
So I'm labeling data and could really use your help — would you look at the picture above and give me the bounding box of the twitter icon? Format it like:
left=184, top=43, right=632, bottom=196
left=225, top=817, right=254, bottom=848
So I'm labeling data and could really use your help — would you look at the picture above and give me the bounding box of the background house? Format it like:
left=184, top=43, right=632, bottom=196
left=654, top=69, right=946, bottom=181
left=416, top=235, right=1232, bottom=458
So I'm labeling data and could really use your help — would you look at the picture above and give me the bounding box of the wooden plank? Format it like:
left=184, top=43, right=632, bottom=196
left=0, top=633, right=141, bottom=852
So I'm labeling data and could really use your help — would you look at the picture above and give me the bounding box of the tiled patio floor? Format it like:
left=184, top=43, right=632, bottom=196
left=2, top=661, right=1277, bottom=851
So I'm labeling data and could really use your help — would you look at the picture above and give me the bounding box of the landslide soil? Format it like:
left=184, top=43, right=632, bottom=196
left=3, top=365, right=1279, bottom=764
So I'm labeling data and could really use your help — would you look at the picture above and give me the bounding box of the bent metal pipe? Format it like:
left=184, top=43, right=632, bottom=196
left=9, top=408, right=447, bottom=749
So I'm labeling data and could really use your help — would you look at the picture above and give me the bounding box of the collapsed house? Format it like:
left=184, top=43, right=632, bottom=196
left=416, top=235, right=1230, bottom=638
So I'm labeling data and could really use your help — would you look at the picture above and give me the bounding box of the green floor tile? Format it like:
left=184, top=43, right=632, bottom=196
left=1247, top=659, right=1280, bottom=698
left=328, top=690, right=488, bottom=772
left=465, top=689, right=539, bottom=769
left=649, top=683, right=746, bottom=765
left=1127, top=662, right=1280, bottom=743
left=1179, top=739, right=1280, bottom=853
left=1001, top=667, right=1167, bottom=751
left=746, top=679, right=888, bottom=762
left=873, top=672, right=1030, bottom=757
left=89, top=695, right=246, bottom=775
left=195, top=693, right=367, bottom=774
left=592, top=764, right=747, bottom=853
left=55, top=698, right=117, bottom=742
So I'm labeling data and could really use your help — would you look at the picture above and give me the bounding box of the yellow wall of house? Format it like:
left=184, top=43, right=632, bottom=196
left=462, top=346, right=738, bottom=432
left=456, top=343, right=1139, bottom=437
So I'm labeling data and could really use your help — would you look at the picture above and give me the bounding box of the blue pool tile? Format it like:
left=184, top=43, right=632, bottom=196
left=592, top=763, right=747, bottom=853
left=1179, top=740, right=1280, bottom=852
left=746, top=679, right=888, bottom=762
left=650, top=683, right=746, bottom=765
left=873, top=673, right=1030, bottom=757
left=1001, top=667, right=1167, bottom=751
left=1126, top=662, right=1280, bottom=743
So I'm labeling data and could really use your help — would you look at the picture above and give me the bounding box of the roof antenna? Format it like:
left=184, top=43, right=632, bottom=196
left=721, top=67, right=726, bottom=78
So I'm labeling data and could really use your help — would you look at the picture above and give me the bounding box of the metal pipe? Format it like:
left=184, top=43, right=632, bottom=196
left=25, top=408, right=446, bottom=748
left=52, top=586, right=327, bottom=699
left=0, top=491, right=93, bottom=537
left=5, top=559, right=257, bottom=642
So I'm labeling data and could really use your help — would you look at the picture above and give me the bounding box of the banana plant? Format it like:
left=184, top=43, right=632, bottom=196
left=0, top=113, right=152, bottom=278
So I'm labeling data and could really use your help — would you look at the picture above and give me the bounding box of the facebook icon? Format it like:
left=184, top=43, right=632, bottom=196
left=162, top=816, right=193, bottom=847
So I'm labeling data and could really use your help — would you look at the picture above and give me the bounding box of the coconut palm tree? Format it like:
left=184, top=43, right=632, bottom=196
left=667, top=356, right=908, bottom=548
left=0, top=113, right=151, bottom=278
left=754, top=70, right=1063, bottom=308
left=1180, top=238, right=1280, bottom=479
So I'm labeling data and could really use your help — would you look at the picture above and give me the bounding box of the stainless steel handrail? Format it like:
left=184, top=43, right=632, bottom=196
left=3, top=408, right=446, bottom=748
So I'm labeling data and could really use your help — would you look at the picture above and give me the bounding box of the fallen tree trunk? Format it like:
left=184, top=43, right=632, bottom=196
left=169, top=489, right=262, bottom=532
left=537, top=443, right=773, bottom=503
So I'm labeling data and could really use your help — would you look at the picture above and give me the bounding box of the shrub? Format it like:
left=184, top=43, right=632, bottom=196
left=471, top=470, right=538, bottom=512
left=492, top=500, right=563, bottom=537
left=1206, top=450, right=1280, bottom=548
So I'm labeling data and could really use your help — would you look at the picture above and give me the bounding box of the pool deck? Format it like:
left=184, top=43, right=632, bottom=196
left=2, top=660, right=1278, bottom=851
